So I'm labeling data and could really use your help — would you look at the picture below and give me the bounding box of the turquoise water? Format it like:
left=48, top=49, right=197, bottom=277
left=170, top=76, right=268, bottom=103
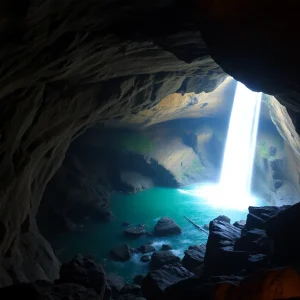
left=51, top=184, right=262, bottom=281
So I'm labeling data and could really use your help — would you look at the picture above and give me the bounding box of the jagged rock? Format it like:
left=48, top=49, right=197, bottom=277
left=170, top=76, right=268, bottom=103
left=141, top=255, right=151, bottom=263
left=107, top=273, right=125, bottom=296
left=133, top=275, right=145, bottom=286
left=245, top=213, right=265, bottom=230
left=124, top=227, right=146, bottom=238
left=214, top=215, right=231, bottom=223
left=142, top=263, right=194, bottom=300
left=182, top=245, right=206, bottom=272
left=265, top=203, right=300, bottom=265
left=138, top=244, right=155, bottom=254
left=120, top=284, right=141, bottom=296
left=247, top=254, right=269, bottom=272
left=58, top=254, right=106, bottom=297
left=233, top=220, right=246, bottom=230
left=161, top=244, right=172, bottom=251
left=204, top=220, right=243, bottom=276
left=150, top=251, right=181, bottom=270
left=154, top=217, right=182, bottom=236
left=110, top=244, right=132, bottom=261
left=115, top=295, right=146, bottom=300
left=0, top=281, right=101, bottom=300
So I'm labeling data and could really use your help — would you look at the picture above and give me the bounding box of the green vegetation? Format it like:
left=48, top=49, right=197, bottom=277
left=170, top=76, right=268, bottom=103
left=259, top=141, right=270, bottom=158
left=110, top=132, right=154, bottom=154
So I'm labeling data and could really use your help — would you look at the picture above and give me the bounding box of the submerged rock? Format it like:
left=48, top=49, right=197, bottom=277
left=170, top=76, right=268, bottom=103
left=142, top=263, right=194, bottom=300
left=161, top=244, right=172, bottom=251
left=141, top=255, right=151, bottom=263
left=122, top=221, right=131, bottom=227
left=138, top=244, right=155, bottom=254
left=182, top=245, right=206, bottom=272
left=154, top=217, right=182, bottom=236
left=150, top=250, right=180, bottom=270
left=110, top=244, right=132, bottom=261
left=124, top=227, right=146, bottom=237
left=204, top=224, right=209, bottom=230
left=107, top=273, right=125, bottom=295
left=58, top=254, right=106, bottom=297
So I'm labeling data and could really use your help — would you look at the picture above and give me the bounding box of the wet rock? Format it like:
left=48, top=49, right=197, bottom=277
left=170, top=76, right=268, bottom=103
left=120, top=284, right=142, bottom=296
left=58, top=254, right=106, bottom=297
left=0, top=281, right=101, bottom=300
left=245, top=213, right=264, bottom=230
left=265, top=202, right=300, bottom=265
left=182, top=244, right=206, bottom=272
left=233, top=220, right=246, bottom=230
left=150, top=250, right=181, bottom=270
left=161, top=244, right=172, bottom=251
left=154, top=217, right=182, bottom=236
left=138, top=244, right=155, bottom=254
left=248, top=206, right=288, bottom=220
left=269, top=146, right=277, bottom=156
left=115, top=295, right=146, bottom=300
left=205, top=220, right=243, bottom=276
left=142, top=263, right=194, bottom=300
left=214, top=215, right=231, bottom=223
left=133, top=275, right=145, bottom=286
left=130, top=248, right=139, bottom=254
left=124, top=227, right=146, bottom=237
left=141, top=255, right=151, bottom=263
left=247, top=254, right=269, bottom=272
left=204, top=224, right=209, bottom=230
left=110, top=244, right=132, bottom=261
left=122, top=221, right=131, bottom=227
left=107, top=273, right=125, bottom=296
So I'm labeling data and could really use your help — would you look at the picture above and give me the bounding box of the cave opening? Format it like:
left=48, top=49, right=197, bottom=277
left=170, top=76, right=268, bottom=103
left=36, top=78, right=299, bottom=284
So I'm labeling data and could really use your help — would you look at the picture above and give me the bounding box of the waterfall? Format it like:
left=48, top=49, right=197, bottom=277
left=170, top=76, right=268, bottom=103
left=218, top=82, right=262, bottom=208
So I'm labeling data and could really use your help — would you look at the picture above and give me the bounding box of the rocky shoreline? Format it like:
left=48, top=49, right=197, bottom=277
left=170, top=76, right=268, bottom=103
left=2, top=203, right=300, bottom=299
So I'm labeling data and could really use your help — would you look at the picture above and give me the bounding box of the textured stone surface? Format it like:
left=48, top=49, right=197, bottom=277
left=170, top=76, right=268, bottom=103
left=154, top=217, right=182, bottom=236
left=150, top=251, right=181, bottom=270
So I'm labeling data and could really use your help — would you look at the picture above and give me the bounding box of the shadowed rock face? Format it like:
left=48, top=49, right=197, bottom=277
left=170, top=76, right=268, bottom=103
left=0, top=0, right=299, bottom=285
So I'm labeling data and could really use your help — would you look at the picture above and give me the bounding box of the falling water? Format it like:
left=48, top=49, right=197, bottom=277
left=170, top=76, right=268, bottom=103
left=218, top=82, right=262, bottom=208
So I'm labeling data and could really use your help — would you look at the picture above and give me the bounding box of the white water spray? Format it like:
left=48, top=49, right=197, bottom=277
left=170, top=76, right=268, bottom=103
left=179, top=82, right=262, bottom=210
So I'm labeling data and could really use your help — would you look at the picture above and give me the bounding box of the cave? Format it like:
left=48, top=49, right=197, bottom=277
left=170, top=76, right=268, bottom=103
left=1, top=1, right=300, bottom=299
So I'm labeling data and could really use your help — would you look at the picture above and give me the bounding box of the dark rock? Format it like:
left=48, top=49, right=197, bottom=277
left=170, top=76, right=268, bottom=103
left=130, top=248, right=139, bottom=254
left=122, top=221, right=131, bottom=227
left=205, top=220, right=243, bottom=276
left=115, top=295, right=146, bottom=300
left=104, top=284, right=112, bottom=300
left=213, top=215, right=231, bottom=223
left=150, top=250, right=180, bottom=270
left=133, top=275, right=145, bottom=286
left=140, top=255, right=150, bottom=263
left=182, top=244, right=206, bottom=272
left=58, top=254, right=106, bottom=297
left=142, top=263, right=194, bottom=300
left=245, top=213, right=265, bottom=230
left=274, top=179, right=283, bottom=189
left=154, top=217, right=182, bottom=236
left=138, top=244, right=155, bottom=254
left=233, top=220, right=246, bottom=230
left=161, top=244, right=172, bottom=251
left=265, top=202, right=300, bottom=265
left=110, top=244, right=132, bottom=261
left=124, top=227, right=146, bottom=237
left=247, top=254, right=269, bottom=272
left=107, top=273, right=125, bottom=296
left=248, top=206, right=288, bottom=220
left=120, top=284, right=141, bottom=296
left=0, top=281, right=101, bottom=300
left=269, top=146, right=277, bottom=156
left=209, top=275, right=243, bottom=285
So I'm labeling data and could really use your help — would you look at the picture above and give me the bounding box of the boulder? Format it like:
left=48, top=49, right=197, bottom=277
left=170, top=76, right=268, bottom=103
left=204, top=224, right=209, bottom=230
left=245, top=213, right=265, bottom=230
left=182, top=244, right=206, bottom=272
left=150, top=251, right=181, bottom=270
left=140, top=255, right=150, bottom=263
left=133, top=275, right=145, bottom=286
left=161, top=244, right=172, bottom=251
left=214, top=215, right=231, bottom=223
left=154, top=217, right=182, bottom=236
left=58, top=254, right=106, bottom=297
left=138, top=244, right=155, bottom=254
left=247, top=254, right=269, bottom=272
left=110, top=244, right=132, bottom=261
left=233, top=220, right=246, bottom=230
left=0, top=281, right=102, bottom=300
left=120, top=284, right=142, bottom=296
left=124, top=227, right=146, bottom=237
left=142, top=263, right=194, bottom=300
left=107, top=273, right=125, bottom=296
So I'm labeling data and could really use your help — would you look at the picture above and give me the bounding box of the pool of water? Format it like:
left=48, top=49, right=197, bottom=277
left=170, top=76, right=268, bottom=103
left=51, top=184, right=263, bottom=281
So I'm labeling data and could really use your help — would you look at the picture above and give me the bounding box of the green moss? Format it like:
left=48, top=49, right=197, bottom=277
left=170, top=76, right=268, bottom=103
left=110, top=132, right=154, bottom=154
left=259, top=141, right=270, bottom=158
